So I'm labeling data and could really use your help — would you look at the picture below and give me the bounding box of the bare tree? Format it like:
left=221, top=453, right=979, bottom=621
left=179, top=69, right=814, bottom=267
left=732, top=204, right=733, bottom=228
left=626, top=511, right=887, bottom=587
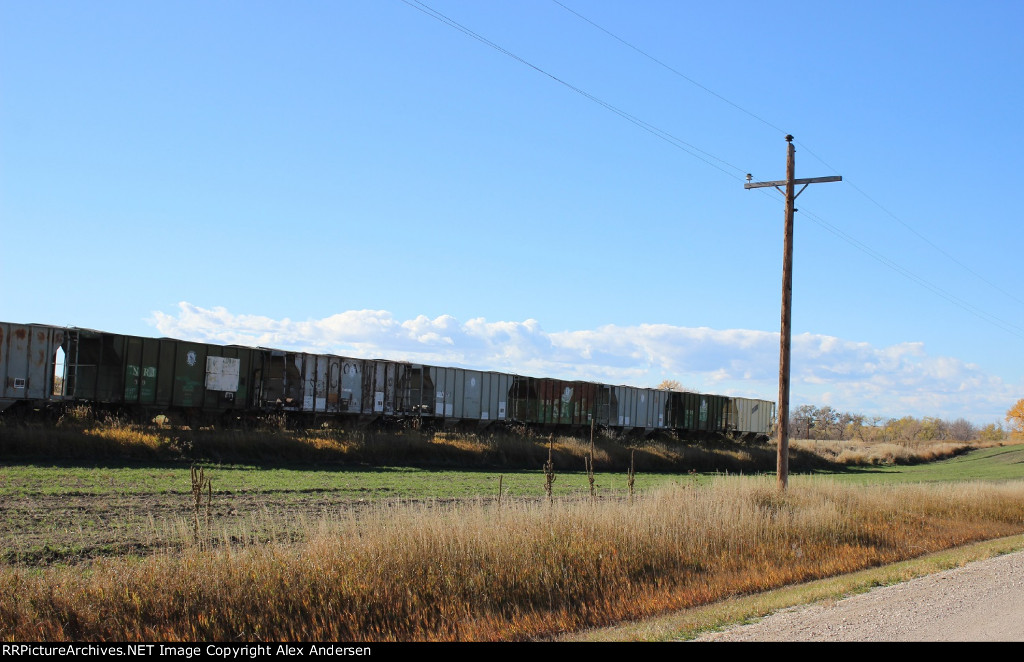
left=790, top=404, right=817, bottom=439
left=844, top=414, right=865, bottom=441
left=815, top=406, right=839, bottom=439
left=948, top=418, right=977, bottom=442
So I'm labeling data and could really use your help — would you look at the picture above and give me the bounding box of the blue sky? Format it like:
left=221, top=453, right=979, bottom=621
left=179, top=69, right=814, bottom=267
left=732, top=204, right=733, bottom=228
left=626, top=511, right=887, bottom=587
left=3, top=1, right=1022, bottom=426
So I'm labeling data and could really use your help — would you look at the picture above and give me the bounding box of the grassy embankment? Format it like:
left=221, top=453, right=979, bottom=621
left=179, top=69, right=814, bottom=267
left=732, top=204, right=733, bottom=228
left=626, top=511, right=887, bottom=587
left=0, top=416, right=806, bottom=472
left=1, top=409, right=991, bottom=471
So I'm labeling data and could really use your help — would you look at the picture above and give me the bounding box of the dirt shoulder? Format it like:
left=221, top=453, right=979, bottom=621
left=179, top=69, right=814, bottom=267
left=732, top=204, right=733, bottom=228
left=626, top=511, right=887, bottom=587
left=694, top=549, right=1024, bottom=641
left=564, top=535, right=1024, bottom=642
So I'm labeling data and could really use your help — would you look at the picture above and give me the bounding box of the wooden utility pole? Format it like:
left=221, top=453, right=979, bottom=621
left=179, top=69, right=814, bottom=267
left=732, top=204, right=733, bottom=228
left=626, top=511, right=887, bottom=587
left=745, top=135, right=840, bottom=490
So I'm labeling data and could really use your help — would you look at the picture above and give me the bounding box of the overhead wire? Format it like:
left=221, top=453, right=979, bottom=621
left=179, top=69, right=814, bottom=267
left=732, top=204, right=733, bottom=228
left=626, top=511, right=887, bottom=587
left=798, top=202, right=1024, bottom=339
left=547, top=0, right=1024, bottom=332
left=400, top=0, right=748, bottom=181
left=739, top=180, right=1024, bottom=339
left=401, top=0, right=1020, bottom=340
left=792, top=141, right=1024, bottom=309
left=550, top=0, right=788, bottom=137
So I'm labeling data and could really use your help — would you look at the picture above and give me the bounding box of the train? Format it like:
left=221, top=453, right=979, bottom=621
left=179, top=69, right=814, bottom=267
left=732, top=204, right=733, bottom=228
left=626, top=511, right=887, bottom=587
left=0, top=321, right=775, bottom=439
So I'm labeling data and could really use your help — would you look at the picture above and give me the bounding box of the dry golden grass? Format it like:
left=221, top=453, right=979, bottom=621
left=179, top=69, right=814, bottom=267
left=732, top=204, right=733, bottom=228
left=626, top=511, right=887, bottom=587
left=790, top=437, right=984, bottom=465
left=82, top=424, right=167, bottom=453
left=2, top=476, right=1022, bottom=641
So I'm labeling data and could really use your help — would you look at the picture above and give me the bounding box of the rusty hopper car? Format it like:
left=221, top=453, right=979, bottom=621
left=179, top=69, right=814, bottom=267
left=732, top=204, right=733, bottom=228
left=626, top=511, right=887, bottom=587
left=0, top=321, right=774, bottom=439
left=0, top=323, right=66, bottom=413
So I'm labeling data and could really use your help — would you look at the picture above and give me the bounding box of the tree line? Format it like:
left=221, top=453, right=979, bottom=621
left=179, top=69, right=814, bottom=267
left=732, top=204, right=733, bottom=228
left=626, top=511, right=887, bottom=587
left=788, top=404, right=1007, bottom=443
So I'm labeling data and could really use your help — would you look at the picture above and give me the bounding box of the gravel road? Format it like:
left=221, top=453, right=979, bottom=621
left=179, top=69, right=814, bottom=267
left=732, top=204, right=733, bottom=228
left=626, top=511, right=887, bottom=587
left=694, top=550, right=1024, bottom=642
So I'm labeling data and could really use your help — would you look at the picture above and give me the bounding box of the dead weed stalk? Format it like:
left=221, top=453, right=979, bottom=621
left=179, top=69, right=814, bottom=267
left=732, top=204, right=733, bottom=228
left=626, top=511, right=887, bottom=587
left=190, top=465, right=212, bottom=547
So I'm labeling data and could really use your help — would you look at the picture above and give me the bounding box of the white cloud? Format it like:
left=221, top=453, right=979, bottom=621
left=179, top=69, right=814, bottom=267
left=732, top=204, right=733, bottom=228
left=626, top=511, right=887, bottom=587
left=151, top=302, right=1019, bottom=424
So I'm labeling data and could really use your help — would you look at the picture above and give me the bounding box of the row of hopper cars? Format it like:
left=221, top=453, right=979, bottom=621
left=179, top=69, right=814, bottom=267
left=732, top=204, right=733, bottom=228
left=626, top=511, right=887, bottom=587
left=0, top=321, right=775, bottom=440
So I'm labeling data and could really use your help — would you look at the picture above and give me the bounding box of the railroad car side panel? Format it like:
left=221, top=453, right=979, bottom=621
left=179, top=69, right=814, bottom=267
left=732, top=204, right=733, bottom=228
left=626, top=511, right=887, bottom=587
left=1, top=323, right=65, bottom=408
left=462, top=370, right=482, bottom=420
left=479, top=372, right=509, bottom=422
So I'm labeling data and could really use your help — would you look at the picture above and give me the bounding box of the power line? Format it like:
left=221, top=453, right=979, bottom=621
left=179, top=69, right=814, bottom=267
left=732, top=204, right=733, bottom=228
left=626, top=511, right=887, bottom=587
left=797, top=203, right=1024, bottom=340
left=742, top=181, right=1024, bottom=340
left=550, top=0, right=788, bottom=137
left=740, top=168, right=1024, bottom=338
left=400, top=0, right=748, bottom=180
left=403, top=0, right=1023, bottom=342
left=551, top=0, right=1024, bottom=317
left=792, top=140, right=1024, bottom=309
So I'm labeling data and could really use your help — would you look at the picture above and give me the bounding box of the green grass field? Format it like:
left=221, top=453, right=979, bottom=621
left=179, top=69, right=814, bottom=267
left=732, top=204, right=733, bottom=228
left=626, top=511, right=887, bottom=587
left=808, top=444, right=1024, bottom=484
left=6, top=441, right=1018, bottom=500
left=0, top=463, right=688, bottom=500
